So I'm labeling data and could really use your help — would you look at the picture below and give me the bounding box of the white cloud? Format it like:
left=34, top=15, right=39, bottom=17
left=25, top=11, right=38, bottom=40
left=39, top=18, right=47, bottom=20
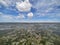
left=0, top=0, right=12, bottom=7
left=0, top=12, right=15, bottom=21
left=2, top=15, right=13, bottom=19
left=32, top=0, right=56, bottom=9
left=0, top=12, right=12, bottom=19
left=16, top=14, right=25, bottom=19
left=0, top=0, right=18, bottom=7
left=1, top=14, right=13, bottom=19
left=16, top=0, right=32, bottom=12
left=27, top=12, right=33, bottom=18
left=41, top=8, right=53, bottom=16
left=0, top=12, right=25, bottom=22
left=0, top=0, right=8, bottom=6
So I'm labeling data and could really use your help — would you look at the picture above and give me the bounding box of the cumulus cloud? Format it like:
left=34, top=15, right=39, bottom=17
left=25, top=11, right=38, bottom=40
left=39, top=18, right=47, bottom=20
left=16, top=14, right=25, bottom=19
left=16, top=0, right=32, bottom=12
left=27, top=12, right=33, bottom=18
left=0, top=0, right=60, bottom=22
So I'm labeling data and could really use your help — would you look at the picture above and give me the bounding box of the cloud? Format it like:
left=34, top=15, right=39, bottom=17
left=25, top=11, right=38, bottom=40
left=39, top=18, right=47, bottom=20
left=16, top=14, right=25, bottom=19
left=0, top=0, right=19, bottom=8
left=0, top=12, right=15, bottom=21
left=0, top=0, right=8, bottom=7
left=0, top=12, right=25, bottom=19
left=0, top=0, right=12, bottom=7
left=0, top=0, right=60, bottom=22
left=31, top=0, right=60, bottom=17
left=0, top=14, right=13, bottom=20
left=16, top=0, right=32, bottom=12
left=32, top=0, right=56, bottom=9
left=0, top=12, right=26, bottom=22
left=3, top=15, right=12, bottom=19
left=40, top=8, right=53, bottom=16
left=27, top=12, right=33, bottom=18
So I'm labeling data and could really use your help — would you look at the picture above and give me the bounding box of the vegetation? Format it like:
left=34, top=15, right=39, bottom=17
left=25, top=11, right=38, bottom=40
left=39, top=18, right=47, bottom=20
left=0, top=23, right=60, bottom=45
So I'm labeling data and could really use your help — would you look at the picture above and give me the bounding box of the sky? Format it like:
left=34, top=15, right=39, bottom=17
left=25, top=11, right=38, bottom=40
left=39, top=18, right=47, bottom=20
left=0, top=0, right=60, bottom=22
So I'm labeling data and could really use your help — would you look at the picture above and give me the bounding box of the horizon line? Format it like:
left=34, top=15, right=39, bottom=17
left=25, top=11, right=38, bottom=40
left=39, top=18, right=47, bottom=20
left=0, top=21, right=60, bottom=23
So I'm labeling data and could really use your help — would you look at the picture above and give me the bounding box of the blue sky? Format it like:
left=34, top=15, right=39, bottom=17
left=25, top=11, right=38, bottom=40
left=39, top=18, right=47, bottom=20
left=0, top=0, right=60, bottom=22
